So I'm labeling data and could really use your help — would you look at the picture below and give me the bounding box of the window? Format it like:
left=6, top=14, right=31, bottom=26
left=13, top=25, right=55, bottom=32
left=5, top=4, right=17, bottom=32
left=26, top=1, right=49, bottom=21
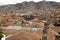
left=54, top=20, right=60, bottom=27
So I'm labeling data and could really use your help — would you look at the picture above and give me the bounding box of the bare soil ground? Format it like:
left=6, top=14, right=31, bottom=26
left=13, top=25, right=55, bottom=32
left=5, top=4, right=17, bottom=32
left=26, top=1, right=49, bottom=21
left=2, top=29, right=42, bottom=40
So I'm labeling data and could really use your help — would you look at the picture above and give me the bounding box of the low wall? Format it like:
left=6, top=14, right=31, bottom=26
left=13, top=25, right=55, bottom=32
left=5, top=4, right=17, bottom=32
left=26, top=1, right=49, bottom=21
left=0, top=26, right=43, bottom=31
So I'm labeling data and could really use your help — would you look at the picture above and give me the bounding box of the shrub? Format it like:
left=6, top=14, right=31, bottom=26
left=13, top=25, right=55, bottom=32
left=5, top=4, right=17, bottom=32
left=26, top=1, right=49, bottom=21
left=0, top=28, right=3, bottom=40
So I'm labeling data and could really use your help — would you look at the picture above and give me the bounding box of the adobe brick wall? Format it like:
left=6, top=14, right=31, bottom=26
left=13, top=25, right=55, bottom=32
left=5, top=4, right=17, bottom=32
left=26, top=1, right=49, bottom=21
left=47, top=30, right=55, bottom=40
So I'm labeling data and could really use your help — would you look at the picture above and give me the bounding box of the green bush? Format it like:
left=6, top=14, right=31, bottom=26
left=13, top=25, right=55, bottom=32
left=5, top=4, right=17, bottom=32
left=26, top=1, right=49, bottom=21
left=0, top=28, right=3, bottom=39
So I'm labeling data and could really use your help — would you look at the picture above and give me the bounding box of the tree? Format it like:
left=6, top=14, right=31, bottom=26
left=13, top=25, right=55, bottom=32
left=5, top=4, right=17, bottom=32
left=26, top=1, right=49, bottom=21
left=22, top=15, right=34, bottom=21
left=0, top=28, right=3, bottom=40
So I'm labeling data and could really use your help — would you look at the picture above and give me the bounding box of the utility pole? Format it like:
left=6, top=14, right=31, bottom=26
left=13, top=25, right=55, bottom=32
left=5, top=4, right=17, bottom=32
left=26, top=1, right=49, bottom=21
left=42, top=20, right=49, bottom=40
left=43, top=0, right=45, bottom=2
left=42, top=0, right=51, bottom=40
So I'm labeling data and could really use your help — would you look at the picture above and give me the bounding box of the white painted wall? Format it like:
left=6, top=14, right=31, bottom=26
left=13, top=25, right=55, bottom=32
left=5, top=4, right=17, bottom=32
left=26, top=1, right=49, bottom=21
left=1, top=34, right=6, bottom=40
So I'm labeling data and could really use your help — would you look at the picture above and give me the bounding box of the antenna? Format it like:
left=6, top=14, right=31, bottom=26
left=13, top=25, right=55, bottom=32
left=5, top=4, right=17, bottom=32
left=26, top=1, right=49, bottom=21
left=31, top=0, right=34, bottom=1
left=43, top=0, right=46, bottom=2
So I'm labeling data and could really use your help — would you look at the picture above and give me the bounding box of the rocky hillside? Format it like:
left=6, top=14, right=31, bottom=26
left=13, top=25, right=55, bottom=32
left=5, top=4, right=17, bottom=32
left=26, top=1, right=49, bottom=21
left=0, top=1, right=60, bottom=13
left=0, top=1, right=60, bottom=27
